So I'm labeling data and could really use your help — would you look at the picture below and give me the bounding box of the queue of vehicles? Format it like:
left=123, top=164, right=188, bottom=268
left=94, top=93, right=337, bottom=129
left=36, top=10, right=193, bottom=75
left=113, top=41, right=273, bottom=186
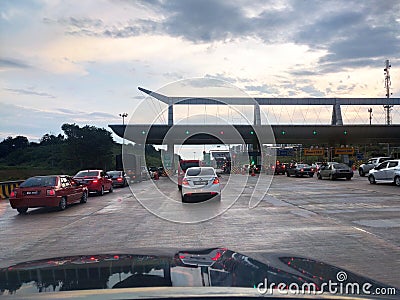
left=8, top=164, right=162, bottom=214
left=8, top=156, right=399, bottom=214
left=282, top=157, right=400, bottom=186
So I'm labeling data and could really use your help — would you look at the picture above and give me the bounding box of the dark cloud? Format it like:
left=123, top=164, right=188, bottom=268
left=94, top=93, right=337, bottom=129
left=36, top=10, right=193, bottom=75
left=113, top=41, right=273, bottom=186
left=42, top=0, right=400, bottom=74
left=0, top=58, right=31, bottom=70
left=4, top=88, right=56, bottom=99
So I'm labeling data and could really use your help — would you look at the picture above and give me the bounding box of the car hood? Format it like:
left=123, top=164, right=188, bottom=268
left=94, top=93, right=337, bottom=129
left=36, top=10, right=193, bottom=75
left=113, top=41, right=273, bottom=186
left=0, top=248, right=398, bottom=298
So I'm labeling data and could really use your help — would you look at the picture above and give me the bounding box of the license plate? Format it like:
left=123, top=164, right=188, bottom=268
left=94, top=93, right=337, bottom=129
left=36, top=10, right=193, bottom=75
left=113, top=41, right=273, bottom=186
left=194, top=181, right=207, bottom=185
left=24, top=191, right=39, bottom=195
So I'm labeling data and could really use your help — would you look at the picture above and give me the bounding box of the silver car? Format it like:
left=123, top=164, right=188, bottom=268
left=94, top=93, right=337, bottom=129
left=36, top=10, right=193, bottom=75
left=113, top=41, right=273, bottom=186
left=368, top=159, right=400, bottom=186
left=317, top=163, right=353, bottom=180
left=358, top=157, right=391, bottom=177
left=181, top=167, right=221, bottom=203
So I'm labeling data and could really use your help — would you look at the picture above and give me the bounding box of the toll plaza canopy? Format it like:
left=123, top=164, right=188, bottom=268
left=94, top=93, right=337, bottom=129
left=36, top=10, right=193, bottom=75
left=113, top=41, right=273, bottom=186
left=109, top=124, right=400, bottom=145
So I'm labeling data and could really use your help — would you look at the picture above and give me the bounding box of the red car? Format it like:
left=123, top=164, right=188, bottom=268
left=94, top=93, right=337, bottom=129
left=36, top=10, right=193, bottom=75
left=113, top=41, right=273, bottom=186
left=9, top=175, right=88, bottom=214
left=73, top=170, right=113, bottom=196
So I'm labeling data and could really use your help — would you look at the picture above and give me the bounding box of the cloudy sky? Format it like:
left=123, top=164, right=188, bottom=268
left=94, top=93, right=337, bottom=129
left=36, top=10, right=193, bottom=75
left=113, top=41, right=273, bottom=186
left=1, top=0, right=399, bottom=156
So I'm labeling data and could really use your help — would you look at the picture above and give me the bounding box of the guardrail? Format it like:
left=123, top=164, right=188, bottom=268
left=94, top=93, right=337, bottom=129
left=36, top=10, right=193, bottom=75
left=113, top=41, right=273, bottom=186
left=0, top=180, right=24, bottom=199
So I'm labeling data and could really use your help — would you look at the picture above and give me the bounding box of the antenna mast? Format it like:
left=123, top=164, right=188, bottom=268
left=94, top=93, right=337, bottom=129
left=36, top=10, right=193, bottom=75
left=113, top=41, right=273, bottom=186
left=384, top=59, right=392, bottom=125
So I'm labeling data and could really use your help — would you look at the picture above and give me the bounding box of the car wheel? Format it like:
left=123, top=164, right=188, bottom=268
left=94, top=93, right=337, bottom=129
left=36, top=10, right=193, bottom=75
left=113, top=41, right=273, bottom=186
left=17, top=207, right=28, bottom=214
left=80, top=191, right=88, bottom=203
left=286, top=172, right=290, bottom=177
left=181, top=195, right=187, bottom=203
left=317, top=173, right=322, bottom=180
left=346, top=176, right=352, bottom=180
left=59, top=197, right=67, bottom=211
left=97, top=186, right=104, bottom=196
left=394, top=176, right=400, bottom=187
left=368, top=175, right=376, bottom=184
left=109, top=185, right=113, bottom=193
left=359, top=169, right=365, bottom=177
left=309, top=174, right=314, bottom=177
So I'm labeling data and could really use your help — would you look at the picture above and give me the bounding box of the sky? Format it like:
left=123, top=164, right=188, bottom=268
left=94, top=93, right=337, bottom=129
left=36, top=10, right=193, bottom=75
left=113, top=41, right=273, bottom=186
left=1, top=0, right=400, bottom=159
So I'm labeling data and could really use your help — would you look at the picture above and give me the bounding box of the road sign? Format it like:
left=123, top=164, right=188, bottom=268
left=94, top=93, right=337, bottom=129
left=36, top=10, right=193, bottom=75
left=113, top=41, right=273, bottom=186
left=163, top=153, right=171, bottom=168
left=277, top=148, right=294, bottom=156
left=334, top=148, right=354, bottom=155
left=304, top=149, right=324, bottom=156
left=356, top=153, right=364, bottom=160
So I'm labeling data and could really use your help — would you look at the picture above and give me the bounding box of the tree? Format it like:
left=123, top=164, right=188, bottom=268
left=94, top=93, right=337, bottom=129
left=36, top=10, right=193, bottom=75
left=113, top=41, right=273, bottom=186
left=40, top=133, right=65, bottom=145
left=61, top=123, right=114, bottom=170
left=0, top=136, right=29, bottom=158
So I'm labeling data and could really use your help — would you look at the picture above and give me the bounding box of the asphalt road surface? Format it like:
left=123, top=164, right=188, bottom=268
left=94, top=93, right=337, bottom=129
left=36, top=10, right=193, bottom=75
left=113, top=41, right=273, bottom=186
left=0, top=173, right=399, bottom=288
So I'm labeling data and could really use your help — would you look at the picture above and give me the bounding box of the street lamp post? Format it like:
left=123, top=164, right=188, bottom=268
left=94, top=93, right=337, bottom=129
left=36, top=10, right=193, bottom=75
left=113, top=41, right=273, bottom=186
left=119, top=113, right=128, bottom=125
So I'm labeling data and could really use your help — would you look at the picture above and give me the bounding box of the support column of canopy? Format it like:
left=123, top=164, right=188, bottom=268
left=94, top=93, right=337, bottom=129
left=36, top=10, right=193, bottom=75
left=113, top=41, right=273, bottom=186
left=331, top=98, right=343, bottom=125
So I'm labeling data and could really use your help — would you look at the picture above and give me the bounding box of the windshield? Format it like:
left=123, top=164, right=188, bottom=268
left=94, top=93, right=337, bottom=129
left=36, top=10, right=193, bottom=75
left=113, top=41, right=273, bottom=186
left=20, top=176, right=57, bottom=188
left=180, top=161, right=200, bottom=171
left=74, top=171, right=99, bottom=177
left=1, top=0, right=399, bottom=298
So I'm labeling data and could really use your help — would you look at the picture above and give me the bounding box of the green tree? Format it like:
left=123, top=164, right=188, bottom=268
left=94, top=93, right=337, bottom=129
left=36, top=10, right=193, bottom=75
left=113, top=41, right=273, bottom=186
left=61, top=123, right=114, bottom=171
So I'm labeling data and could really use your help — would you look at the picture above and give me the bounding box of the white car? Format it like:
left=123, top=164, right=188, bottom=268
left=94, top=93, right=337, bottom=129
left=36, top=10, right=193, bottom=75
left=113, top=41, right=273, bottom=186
left=359, top=157, right=391, bottom=177
left=368, top=159, right=400, bottom=186
left=181, top=167, right=221, bottom=202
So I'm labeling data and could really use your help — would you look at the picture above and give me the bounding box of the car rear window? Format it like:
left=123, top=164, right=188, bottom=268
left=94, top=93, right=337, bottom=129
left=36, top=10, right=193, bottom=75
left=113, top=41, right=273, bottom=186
left=107, top=171, right=121, bottom=177
left=20, top=176, right=57, bottom=188
left=334, top=163, right=349, bottom=169
left=186, top=168, right=201, bottom=176
left=75, top=171, right=99, bottom=177
left=186, top=168, right=215, bottom=176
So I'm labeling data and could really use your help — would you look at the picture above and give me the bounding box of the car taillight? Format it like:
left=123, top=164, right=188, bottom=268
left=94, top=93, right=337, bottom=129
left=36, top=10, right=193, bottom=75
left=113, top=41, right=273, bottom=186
left=213, top=178, right=219, bottom=184
left=92, top=180, right=98, bottom=183
left=117, top=177, right=123, bottom=182
left=10, top=191, right=16, bottom=198
left=182, top=179, right=189, bottom=185
left=300, top=168, right=304, bottom=172
left=46, top=189, right=56, bottom=196
left=283, top=165, right=286, bottom=168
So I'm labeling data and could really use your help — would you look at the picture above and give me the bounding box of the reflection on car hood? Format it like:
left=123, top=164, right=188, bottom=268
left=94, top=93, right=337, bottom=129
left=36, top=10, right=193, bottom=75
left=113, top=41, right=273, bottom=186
left=0, top=248, right=398, bottom=298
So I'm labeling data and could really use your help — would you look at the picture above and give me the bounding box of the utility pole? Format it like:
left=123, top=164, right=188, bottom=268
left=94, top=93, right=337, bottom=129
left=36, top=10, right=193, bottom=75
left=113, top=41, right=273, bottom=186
left=368, top=108, right=373, bottom=125
left=383, top=60, right=392, bottom=125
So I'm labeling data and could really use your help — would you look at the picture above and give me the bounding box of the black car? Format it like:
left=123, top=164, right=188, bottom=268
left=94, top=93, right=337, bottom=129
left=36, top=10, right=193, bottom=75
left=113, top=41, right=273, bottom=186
left=286, top=163, right=315, bottom=177
left=106, top=171, right=128, bottom=187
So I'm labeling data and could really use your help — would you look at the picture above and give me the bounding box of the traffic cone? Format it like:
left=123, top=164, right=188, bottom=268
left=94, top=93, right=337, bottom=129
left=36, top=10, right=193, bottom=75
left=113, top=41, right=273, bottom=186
left=154, top=172, right=159, bottom=180
left=251, top=168, right=255, bottom=176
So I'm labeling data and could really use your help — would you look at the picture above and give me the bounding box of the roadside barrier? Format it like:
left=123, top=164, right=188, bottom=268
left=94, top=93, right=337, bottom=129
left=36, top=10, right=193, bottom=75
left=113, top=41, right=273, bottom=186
left=0, top=181, right=24, bottom=199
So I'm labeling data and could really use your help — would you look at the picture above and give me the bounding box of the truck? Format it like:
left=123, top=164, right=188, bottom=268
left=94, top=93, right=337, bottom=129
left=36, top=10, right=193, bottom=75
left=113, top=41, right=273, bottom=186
left=116, top=154, right=142, bottom=183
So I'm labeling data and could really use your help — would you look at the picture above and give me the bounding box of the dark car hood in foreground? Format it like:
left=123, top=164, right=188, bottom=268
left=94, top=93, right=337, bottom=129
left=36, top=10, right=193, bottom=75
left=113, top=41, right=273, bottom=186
left=0, top=248, right=398, bottom=299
